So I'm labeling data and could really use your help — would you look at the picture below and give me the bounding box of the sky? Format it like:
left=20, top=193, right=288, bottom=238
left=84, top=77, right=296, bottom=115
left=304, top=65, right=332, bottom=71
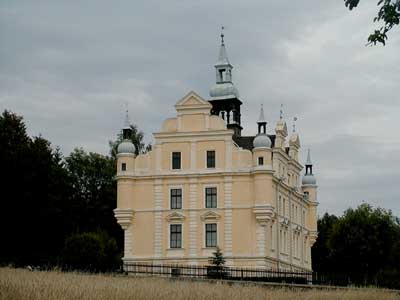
left=1, top=0, right=399, bottom=216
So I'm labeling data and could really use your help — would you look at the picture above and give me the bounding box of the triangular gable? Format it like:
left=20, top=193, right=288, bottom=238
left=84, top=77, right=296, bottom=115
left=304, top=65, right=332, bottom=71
left=175, top=91, right=212, bottom=111
left=200, top=210, right=221, bottom=221
left=166, top=212, right=186, bottom=222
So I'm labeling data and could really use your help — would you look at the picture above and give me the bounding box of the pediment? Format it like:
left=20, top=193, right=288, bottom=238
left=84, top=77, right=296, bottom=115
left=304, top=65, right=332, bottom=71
left=175, top=91, right=212, bottom=110
left=200, top=210, right=221, bottom=221
left=166, top=212, right=186, bottom=222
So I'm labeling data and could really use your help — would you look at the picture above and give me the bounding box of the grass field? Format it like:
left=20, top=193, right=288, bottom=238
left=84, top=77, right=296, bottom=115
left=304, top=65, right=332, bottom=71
left=0, top=267, right=398, bottom=300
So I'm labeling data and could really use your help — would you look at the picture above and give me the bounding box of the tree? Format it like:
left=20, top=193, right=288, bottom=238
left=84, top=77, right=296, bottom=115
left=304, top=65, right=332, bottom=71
left=209, top=246, right=226, bottom=267
left=344, top=0, right=400, bottom=45
left=312, top=213, right=339, bottom=272
left=65, top=148, right=122, bottom=248
left=60, top=231, right=120, bottom=272
left=328, top=204, right=400, bottom=281
left=0, top=110, right=71, bottom=265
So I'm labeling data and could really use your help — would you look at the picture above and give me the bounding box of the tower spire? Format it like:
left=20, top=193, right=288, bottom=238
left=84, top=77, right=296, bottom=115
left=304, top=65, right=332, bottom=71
left=305, top=148, right=313, bottom=175
left=280, top=104, right=284, bottom=120
left=122, top=109, right=132, bottom=140
left=257, top=104, right=267, bottom=134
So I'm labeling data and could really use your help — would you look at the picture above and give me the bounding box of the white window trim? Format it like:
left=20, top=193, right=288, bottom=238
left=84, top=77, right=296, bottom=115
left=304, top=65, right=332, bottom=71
left=205, top=149, right=216, bottom=169
left=203, top=222, right=218, bottom=248
left=169, top=185, right=184, bottom=210
left=204, top=184, right=218, bottom=209
left=168, top=223, right=184, bottom=249
left=171, top=151, right=182, bottom=171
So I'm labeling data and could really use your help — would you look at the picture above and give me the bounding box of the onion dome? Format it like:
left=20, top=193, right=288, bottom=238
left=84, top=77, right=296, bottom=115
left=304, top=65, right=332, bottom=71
left=117, top=110, right=136, bottom=154
left=118, top=140, right=136, bottom=154
left=302, top=149, right=317, bottom=185
left=253, top=104, right=271, bottom=148
left=253, top=134, right=272, bottom=148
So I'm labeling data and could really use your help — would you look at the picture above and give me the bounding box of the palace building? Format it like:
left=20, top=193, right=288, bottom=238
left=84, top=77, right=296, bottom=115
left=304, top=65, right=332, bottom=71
left=114, top=33, right=318, bottom=271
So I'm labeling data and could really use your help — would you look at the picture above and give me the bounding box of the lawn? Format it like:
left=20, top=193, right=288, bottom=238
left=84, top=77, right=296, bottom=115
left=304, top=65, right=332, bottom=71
left=0, top=267, right=398, bottom=300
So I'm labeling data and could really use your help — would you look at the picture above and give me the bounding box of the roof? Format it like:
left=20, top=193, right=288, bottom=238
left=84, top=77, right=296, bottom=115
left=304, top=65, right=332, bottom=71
left=233, top=135, right=276, bottom=151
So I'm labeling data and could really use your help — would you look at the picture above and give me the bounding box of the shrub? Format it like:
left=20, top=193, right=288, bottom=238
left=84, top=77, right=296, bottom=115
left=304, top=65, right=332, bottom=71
left=59, top=231, right=120, bottom=272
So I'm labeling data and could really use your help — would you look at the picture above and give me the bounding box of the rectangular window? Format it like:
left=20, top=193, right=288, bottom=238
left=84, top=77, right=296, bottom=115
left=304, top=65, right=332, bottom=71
left=258, top=157, right=264, bottom=165
left=121, top=163, right=126, bottom=171
left=172, top=152, right=181, bottom=170
left=170, top=224, right=182, bottom=248
left=206, top=150, right=215, bottom=168
left=170, top=188, right=182, bottom=209
left=205, top=187, right=217, bottom=208
left=206, top=223, right=217, bottom=247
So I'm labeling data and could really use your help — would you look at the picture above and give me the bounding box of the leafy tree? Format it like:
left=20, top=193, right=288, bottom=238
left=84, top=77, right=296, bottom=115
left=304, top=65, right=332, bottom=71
left=312, top=213, right=339, bottom=272
left=344, top=0, right=400, bottom=45
left=65, top=148, right=122, bottom=249
left=328, top=204, right=400, bottom=281
left=0, top=110, right=71, bottom=265
left=60, top=231, right=120, bottom=272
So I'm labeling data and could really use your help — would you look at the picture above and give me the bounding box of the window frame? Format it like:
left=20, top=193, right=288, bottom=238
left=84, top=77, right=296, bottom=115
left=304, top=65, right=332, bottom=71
left=171, top=151, right=181, bottom=170
left=258, top=156, right=264, bottom=166
left=206, top=150, right=216, bottom=169
left=170, top=188, right=183, bottom=210
left=205, top=186, right=218, bottom=208
left=121, top=163, right=127, bottom=171
left=169, top=224, right=183, bottom=249
left=205, top=223, right=217, bottom=248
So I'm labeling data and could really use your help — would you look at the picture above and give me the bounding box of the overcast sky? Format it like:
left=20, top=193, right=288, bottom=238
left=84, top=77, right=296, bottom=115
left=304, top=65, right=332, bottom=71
left=1, top=0, right=399, bottom=216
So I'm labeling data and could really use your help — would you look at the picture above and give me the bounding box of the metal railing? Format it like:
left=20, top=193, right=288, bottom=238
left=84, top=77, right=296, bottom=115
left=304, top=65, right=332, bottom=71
left=124, top=262, right=312, bottom=285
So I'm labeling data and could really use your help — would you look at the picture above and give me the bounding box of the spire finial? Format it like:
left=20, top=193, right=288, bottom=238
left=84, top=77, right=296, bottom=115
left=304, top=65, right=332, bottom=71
left=257, top=104, right=266, bottom=123
left=292, top=116, right=297, bottom=133
left=306, top=148, right=312, bottom=165
left=280, top=104, right=284, bottom=120
left=221, top=26, right=225, bottom=45
left=124, top=103, right=131, bottom=128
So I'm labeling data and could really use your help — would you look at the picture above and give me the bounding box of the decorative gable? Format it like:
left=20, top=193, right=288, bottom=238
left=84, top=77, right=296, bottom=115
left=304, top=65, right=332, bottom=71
left=166, top=212, right=186, bottom=222
left=200, top=210, right=221, bottom=221
left=175, top=91, right=212, bottom=114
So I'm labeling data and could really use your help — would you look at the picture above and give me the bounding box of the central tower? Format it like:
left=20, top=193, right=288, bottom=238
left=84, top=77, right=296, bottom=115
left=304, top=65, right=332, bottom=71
left=209, top=30, right=243, bottom=136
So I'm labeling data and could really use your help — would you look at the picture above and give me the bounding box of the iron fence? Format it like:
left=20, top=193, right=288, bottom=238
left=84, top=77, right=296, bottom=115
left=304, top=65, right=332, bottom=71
left=124, top=262, right=313, bottom=285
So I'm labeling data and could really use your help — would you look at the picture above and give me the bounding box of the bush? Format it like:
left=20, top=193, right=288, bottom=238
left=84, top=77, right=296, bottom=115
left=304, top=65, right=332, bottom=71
left=59, top=231, right=121, bottom=272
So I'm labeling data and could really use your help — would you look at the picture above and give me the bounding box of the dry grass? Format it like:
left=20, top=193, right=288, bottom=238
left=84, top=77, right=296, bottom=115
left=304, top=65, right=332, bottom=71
left=0, top=267, right=398, bottom=300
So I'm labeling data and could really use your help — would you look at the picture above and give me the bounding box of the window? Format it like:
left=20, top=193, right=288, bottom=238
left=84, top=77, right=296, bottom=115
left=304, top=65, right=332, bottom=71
left=172, top=152, right=181, bottom=170
left=170, top=224, right=182, bottom=248
left=206, top=150, right=215, bottom=168
left=121, top=163, right=126, bottom=171
left=258, top=157, right=264, bottom=165
left=206, top=223, right=217, bottom=247
left=205, top=187, right=217, bottom=208
left=170, top=188, right=182, bottom=209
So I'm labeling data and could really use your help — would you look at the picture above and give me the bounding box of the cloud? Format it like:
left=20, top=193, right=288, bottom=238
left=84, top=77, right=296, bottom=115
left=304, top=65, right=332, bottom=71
left=0, top=0, right=399, bottom=216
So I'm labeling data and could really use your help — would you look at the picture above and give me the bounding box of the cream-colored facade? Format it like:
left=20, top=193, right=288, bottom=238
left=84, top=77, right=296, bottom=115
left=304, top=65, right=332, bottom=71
left=114, top=36, right=318, bottom=271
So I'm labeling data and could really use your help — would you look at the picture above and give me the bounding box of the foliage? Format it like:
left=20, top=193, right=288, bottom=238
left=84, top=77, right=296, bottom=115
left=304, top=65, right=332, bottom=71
left=312, top=213, right=339, bottom=272
left=344, top=0, right=400, bottom=45
left=312, top=204, right=400, bottom=288
left=0, top=110, right=71, bottom=266
left=0, top=110, right=123, bottom=269
left=209, top=246, right=226, bottom=267
left=60, top=231, right=120, bottom=272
